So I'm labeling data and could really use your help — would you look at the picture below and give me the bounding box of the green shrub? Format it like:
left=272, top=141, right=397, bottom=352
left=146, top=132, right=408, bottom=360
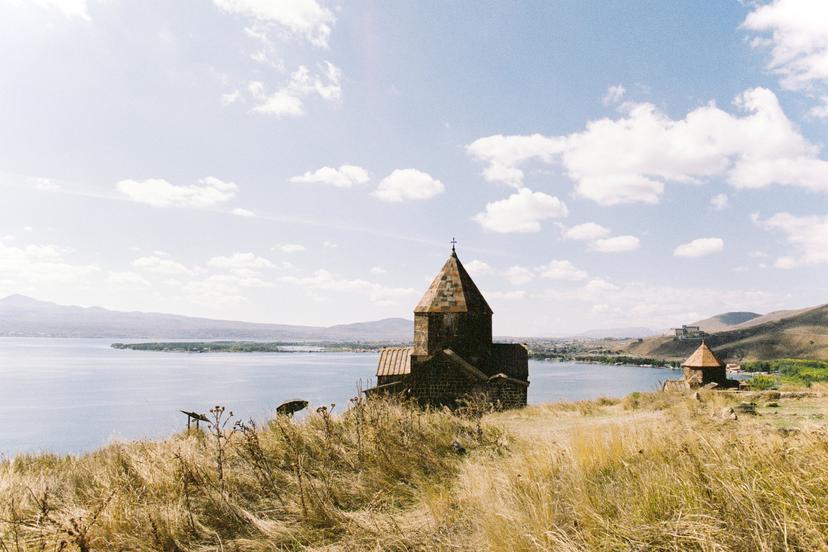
left=749, top=374, right=779, bottom=390
left=742, top=359, right=828, bottom=387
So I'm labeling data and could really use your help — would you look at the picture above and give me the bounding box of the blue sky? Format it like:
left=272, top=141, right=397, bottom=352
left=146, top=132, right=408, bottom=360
left=1, top=0, right=827, bottom=335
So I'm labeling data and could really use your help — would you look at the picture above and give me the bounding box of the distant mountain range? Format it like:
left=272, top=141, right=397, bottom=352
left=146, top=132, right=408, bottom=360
left=628, top=303, right=828, bottom=361
left=574, top=327, right=658, bottom=339
left=0, top=295, right=413, bottom=341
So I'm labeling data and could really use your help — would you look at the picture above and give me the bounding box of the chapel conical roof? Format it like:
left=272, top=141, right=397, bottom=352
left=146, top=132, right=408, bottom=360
left=414, top=250, right=493, bottom=314
left=682, top=341, right=725, bottom=369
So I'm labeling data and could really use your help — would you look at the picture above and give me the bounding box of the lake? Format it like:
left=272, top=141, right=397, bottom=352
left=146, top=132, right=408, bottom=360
left=0, top=338, right=678, bottom=456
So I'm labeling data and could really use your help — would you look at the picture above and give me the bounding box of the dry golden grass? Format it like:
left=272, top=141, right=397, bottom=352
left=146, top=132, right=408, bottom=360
left=423, top=390, right=828, bottom=551
left=4, top=390, right=828, bottom=551
left=0, top=398, right=501, bottom=551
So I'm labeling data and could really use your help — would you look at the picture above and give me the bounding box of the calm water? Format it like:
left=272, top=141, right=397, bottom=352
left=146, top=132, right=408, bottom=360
left=0, top=338, right=677, bottom=456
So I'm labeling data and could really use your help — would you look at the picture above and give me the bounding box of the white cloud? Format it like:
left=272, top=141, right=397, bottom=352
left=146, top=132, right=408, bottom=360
left=602, top=84, right=626, bottom=106
left=290, top=165, right=370, bottom=188
left=808, top=96, right=828, bottom=118
left=311, top=61, right=342, bottom=101
left=369, top=266, right=387, bottom=275
left=273, top=243, right=305, bottom=253
left=373, top=169, right=445, bottom=202
left=466, top=134, right=564, bottom=189
left=248, top=82, right=303, bottom=116
left=221, top=90, right=241, bottom=105
left=248, top=61, right=341, bottom=117
left=755, top=212, right=828, bottom=268
left=232, top=207, right=255, bottom=217
left=473, top=188, right=568, bottom=233
left=673, top=237, right=725, bottom=258
left=503, top=266, right=534, bottom=285
left=246, top=26, right=286, bottom=70
left=16, top=0, right=91, bottom=20
left=467, top=88, right=828, bottom=204
left=710, top=193, right=729, bottom=210
left=322, top=241, right=338, bottom=248
left=0, top=241, right=99, bottom=284
left=538, top=260, right=588, bottom=281
left=562, top=225, right=635, bottom=253
left=35, top=178, right=60, bottom=191
left=561, top=222, right=611, bottom=241
left=213, top=0, right=335, bottom=47
left=182, top=279, right=247, bottom=306
left=541, top=278, right=781, bottom=330
left=487, top=290, right=527, bottom=300
left=106, top=271, right=150, bottom=288
left=22, top=244, right=63, bottom=260
left=279, top=269, right=417, bottom=306
left=743, top=0, right=828, bottom=92
left=464, top=259, right=492, bottom=276
left=117, top=177, right=238, bottom=209
left=132, top=256, right=193, bottom=276
left=183, top=273, right=274, bottom=306
left=589, top=235, right=640, bottom=253
left=207, top=252, right=274, bottom=270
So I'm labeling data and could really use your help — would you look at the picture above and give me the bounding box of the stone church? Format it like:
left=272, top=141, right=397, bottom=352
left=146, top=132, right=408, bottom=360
left=367, top=246, right=529, bottom=408
left=681, top=341, right=738, bottom=388
left=662, top=341, right=739, bottom=390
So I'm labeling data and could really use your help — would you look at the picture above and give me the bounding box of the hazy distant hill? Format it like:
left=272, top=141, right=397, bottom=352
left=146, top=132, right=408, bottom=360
left=574, top=327, right=658, bottom=339
left=628, top=303, right=828, bottom=361
left=690, top=311, right=761, bottom=333
left=0, top=295, right=413, bottom=341
left=722, top=306, right=817, bottom=331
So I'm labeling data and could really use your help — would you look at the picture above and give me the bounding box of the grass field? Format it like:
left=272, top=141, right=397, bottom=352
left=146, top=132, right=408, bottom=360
left=3, top=389, right=828, bottom=551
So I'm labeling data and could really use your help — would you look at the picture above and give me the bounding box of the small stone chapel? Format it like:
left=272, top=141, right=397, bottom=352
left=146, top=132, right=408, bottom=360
left=681, top=341, right=738, bottom=388
left=366, top=244, right=529, bottom=408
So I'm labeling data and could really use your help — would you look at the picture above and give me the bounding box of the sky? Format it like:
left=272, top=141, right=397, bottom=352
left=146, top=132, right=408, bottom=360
left=0, top=0, right=827, bottom=336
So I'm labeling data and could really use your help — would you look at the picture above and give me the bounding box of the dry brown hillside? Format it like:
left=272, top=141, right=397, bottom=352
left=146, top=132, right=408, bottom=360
left=628, top=303, right=828, bottom=361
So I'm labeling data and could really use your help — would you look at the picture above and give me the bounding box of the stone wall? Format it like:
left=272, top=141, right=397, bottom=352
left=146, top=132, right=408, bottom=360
left=683, top=366, right=727, bottom=385
left=413, top=312, right=492, bottom=363
left=406, top=354, right=528, bottom=408
left=490, top=343, right=528, bottom=379
left=487, top=379, right=528, bottom=409
left=377, top=374, right=406, bottom=387
left=409, top=357, right=481, bottom=406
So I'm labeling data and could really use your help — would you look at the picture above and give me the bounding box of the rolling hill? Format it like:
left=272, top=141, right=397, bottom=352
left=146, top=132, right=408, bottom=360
left=722, top=306, right=818, bottom=331
left=690, top=311, right=761, bottom=333
left=628, top=303, right=828, bottom=361
left=0, top=294, right=413, bottom=341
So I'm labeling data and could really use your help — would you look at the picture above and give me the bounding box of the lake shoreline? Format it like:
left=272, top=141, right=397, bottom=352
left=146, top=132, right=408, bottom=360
left=0, top=338, right=679, bottom=455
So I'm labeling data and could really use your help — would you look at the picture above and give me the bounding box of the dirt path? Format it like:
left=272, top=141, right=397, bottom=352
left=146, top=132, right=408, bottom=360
left=488, top=404, right=667, bottom=443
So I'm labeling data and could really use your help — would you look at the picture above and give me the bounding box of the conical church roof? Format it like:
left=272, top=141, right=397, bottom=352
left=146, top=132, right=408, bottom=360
left=414, top=250, right=493, bottom=314
left=682, top=341, right=725, bottom=369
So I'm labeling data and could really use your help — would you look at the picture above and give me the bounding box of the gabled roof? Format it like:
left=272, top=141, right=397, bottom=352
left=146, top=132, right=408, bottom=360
left=442, top=348, right=489, bottom=381
left=682, top=342, right=725, bottom=369
left=376, top=347, right=413, bottom=377
left=443, top=349, right=529, bottom=386
left=414, top=251, right=493, bottom=314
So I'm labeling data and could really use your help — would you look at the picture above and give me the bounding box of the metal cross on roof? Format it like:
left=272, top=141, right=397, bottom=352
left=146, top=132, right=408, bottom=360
left=450, top=237, right=457, bottom=252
